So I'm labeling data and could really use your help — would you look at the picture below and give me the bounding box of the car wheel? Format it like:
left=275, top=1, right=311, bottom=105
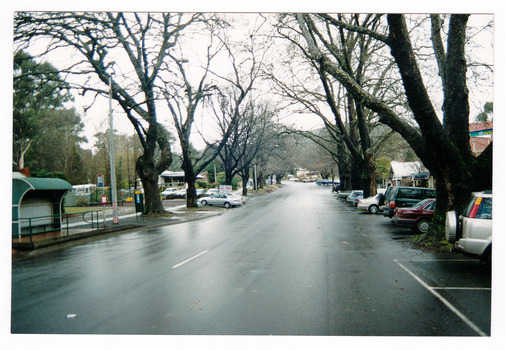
left=201, top=200, right=208, bottom=206
left=369, top=205, right=379, bottom=214
left=416, top=219, right=430, bottom=234
left=224, top=202, right=231, bottom=209
left=445, top=211, right=459, bottom=243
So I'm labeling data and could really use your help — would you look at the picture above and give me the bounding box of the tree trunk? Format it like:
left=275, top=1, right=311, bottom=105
left=364, top=148, right=377, bottom=197
left=225, top=169, right=234, bottom=186
left=242, top=176, right=249, bottom=196
left=338, top=154, right=352, bottom=191
left=136, top=156, right=165, bottom=214
left=186, top=176, right=197, bottom=208
left=386, top=14, right=491, bottom=238
left=181, top=147, right=198, bottom=208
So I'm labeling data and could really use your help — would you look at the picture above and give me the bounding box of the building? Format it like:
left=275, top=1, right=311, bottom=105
left=387, top=161, right=434, bottom=188
left=158, top=171, right=205, bottom=188
left=469, top=121, right=493, bottom=156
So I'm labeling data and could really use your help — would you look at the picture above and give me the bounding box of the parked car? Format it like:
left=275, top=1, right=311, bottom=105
left=338, top=190, right=351, bottom=199
left=173, top=189, right=187, bottom=198
left=392, top=198, right=436, bottom=233
left=161, top=188, right=178, bottom=199
left=357, top=194, right=382, bottom=214
left=198, top=193, right=243, bottom=208
left=381, top=186, right=436, bottom=218
left=205, top=188, right=220, bottom=196
left=316, top=179, right=333, bottom=186
left=346, top=190, right=364, bottom=206
left=230, top=193, right=247, bottom=205
left=446, top=190, right=492, bottom=264
left=195, top=189, right=206, bottom=197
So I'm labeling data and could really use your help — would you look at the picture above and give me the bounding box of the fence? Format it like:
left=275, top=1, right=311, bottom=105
left=15, top=210, right=103, bottom=242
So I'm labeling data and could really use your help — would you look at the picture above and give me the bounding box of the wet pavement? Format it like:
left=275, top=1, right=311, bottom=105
left=11, top=183, right=492, bottom=339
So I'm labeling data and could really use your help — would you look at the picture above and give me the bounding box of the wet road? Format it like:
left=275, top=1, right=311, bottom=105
left=11, top=182, right=491, bottom=335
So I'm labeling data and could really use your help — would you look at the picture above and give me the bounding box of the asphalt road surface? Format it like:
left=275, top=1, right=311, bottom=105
left=11, top=182, right=491, bottom=336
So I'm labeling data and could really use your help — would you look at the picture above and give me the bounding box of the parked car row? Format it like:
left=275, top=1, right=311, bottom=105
left=161, top=188, right=213, bottom=199
left=338, top=186, right=436, bottom=234
left=337, top=186, right=493, bottom=264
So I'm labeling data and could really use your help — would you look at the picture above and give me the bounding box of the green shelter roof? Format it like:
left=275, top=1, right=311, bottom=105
left=17, top=177, right=72, bottom=191
left=12, top=177, right=72, bottom=205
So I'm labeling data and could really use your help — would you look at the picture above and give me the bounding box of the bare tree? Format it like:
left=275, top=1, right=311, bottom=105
left=274, top=14, right=414, bottom=197
left=215, top=100, right=280, bottom=194
left=294, top=13, right=493, bottom=238
left=14, top=12, right=199, bottom=214
left=163, top=17, right=266, bottom=207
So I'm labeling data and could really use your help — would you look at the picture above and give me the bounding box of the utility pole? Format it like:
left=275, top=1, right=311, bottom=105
left=109, top=76, right=118, bottom=224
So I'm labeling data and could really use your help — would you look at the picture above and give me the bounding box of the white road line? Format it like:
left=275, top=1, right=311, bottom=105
left=395, top=258, right=473, bottom=262
left=394, top=259, right=488, bottom=337
left=172, top=250, right=210, bottom=269
left=432, top=287, right=491, bottom=291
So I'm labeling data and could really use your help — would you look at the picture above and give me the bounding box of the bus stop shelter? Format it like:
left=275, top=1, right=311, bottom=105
left=12, top=173, right=72, bottom=238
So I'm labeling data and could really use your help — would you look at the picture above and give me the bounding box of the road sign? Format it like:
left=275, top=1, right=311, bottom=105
left=97, top=174, right=104, bottom=187
left=219, top=185, right=232, bottom=193
left=101, top=195, right=108, bottom=205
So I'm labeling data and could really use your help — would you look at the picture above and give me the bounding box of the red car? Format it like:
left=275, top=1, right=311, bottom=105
left=392, top=198, right=436, bottom=234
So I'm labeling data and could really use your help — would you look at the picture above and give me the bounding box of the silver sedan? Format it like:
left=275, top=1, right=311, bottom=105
left=198, top=193, right=243, bottom=208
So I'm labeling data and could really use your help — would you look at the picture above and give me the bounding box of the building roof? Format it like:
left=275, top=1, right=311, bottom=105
left=389, top=161, right=427, bottom=178
left=160, top=171, right=185, bottom=178
left=469, top=121, right=493, bottom=135
left=159, top=171, right=204, bottom=180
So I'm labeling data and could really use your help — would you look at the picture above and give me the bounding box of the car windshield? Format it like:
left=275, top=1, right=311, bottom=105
left=413, top=199, right=432, bottom=209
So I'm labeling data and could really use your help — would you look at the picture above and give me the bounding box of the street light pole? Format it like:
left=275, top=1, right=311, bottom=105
left=108, top=76, right=118, bottom=224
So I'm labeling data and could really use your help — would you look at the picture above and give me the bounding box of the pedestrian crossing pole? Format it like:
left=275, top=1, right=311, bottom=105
left=108, top=76, right=118, bottom=224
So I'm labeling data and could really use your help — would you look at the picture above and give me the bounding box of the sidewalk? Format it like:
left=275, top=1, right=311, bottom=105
left=12, top=187, right=278, bottom=252
left=12, top=200, right=225, bottom=251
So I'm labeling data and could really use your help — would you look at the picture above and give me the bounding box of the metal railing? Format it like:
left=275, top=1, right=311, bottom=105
left=15, top=210, right=103, bottom=243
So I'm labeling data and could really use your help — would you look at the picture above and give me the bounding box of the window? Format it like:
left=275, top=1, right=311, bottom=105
left=476, top=197, right=492, bottom=219
left=464, top=196, right=492, bottom=219
left=425, top=201, right=436, bottom=211
left=398, top=188, right=422, bottom=199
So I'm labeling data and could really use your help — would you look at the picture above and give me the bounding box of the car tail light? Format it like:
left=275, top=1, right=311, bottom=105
left=468, top=197, right=482, bottom=219
left=389, top=201, right=396, bottom=209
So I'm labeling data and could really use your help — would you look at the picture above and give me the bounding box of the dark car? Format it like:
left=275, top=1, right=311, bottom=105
left=382, top=186, right=436, bottom=218
left=392, top=198, right=436, bottom=234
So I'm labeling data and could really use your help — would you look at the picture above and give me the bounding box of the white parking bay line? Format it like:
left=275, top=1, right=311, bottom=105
left=432, top=287, right=491, bottom=291
left=394, top=259, right=488, bottom=337
left=172, top=250, right=210, bottom=269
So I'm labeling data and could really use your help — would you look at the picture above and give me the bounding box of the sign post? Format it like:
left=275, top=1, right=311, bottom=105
left=108, top=76, right=118, bottom=224
left=101, top=195, right=107, bottom=227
